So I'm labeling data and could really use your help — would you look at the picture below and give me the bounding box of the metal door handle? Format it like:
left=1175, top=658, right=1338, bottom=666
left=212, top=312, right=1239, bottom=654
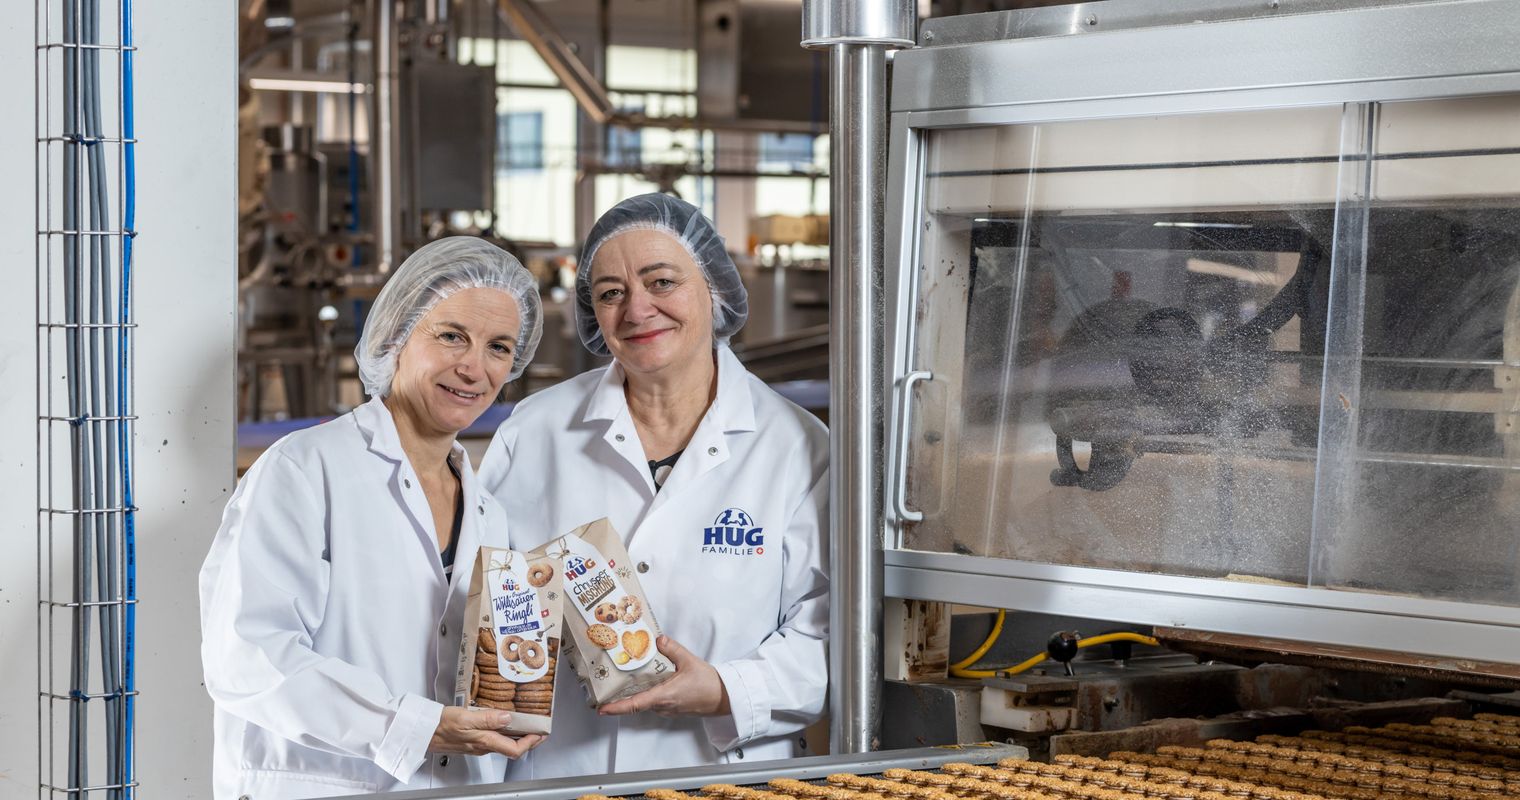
left=891, top=370, right=933, bottom=523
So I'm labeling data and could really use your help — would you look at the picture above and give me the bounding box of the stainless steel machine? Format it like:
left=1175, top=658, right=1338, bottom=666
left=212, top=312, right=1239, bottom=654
left=883, top=0, right=1520, bottom=678
left=876, top=0, right=1520, bottom=753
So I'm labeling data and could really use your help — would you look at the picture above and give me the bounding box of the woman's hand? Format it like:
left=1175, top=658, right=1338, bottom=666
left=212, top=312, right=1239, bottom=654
left=429, top=706, right=544, bottom=758
left=598, top=636, right=730, bottom=718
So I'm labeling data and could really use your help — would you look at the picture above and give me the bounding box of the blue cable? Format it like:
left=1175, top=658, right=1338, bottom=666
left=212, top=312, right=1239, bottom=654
left=118, top=0, right=136, bottom=795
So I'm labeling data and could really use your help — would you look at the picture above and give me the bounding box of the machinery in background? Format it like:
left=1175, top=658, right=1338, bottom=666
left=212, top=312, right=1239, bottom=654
left=868, top=0, right=1520, bottom=772
left=239, top=0, right=836, bottom=421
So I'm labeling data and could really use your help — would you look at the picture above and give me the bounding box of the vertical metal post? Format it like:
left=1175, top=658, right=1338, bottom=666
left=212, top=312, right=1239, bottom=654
left=371, top=0, right=401, bottom=272
left=571, top=0, right=609, bottom=246
left=802, top=0, right=913, bottom=756
left=826, top=41, right=887, bottom=754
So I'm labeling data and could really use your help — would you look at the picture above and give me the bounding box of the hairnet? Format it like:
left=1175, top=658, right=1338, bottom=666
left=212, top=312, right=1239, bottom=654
left=575, top=193, right=748, bottom=356
left=355, top=236, right=543, bottom=397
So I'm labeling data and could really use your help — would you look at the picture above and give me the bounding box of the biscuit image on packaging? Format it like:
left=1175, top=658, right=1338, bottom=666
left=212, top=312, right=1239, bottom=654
left=593, top=602, right=621, bottom=624
left=535, top=518, right=676, bottom=707
left=622, top=629, right=651, bottom=659
left=619, top=596, right=643, bottom=624
left=455, top=547, right=564, bottom=733
left=527, top=562, right=555, bottom=588
left=588, top=623, right=618, bottom=649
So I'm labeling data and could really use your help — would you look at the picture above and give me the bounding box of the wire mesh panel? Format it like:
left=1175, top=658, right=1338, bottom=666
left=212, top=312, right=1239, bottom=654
left=35, top=0, right=138, bottom=796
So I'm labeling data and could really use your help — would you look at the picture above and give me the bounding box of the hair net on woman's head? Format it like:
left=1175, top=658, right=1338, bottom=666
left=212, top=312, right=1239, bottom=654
left=355, top=236, right=543, bottom=397
left=575, top=193, right=748, bottom=357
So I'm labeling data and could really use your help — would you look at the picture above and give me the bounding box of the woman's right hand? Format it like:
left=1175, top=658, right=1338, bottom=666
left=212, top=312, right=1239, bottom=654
left=429, top=706, right=544, bottom=758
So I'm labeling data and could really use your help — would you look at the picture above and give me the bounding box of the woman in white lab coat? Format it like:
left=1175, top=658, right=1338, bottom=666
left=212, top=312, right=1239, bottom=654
left=200, top=238, right=546, bottom=799
left=479, top=193, right=829, bottom=779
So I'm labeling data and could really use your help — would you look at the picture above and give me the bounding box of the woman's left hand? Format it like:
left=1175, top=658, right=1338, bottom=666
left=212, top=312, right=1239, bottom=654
left=599, top=636, right=730, bottom=718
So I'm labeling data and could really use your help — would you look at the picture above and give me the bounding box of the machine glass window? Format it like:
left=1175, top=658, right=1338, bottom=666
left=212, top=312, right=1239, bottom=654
left=1308, top=95, right=1520, bottom=606
left=900, top=97, right=1520, bottom=607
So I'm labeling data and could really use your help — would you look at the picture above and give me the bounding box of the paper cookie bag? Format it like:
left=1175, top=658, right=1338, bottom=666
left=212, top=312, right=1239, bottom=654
left=454, top=546, right=562, bottom=735
left=531, top=518, right=675, bottom=707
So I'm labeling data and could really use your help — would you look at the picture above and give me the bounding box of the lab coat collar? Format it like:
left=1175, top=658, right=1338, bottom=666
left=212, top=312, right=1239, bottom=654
left=581, top=345, right=757, bottom=434
left=352, top=396, right=481, bottom=590
left=354, top=395, right=409, bottom=464
left=354, top=395, right=473, bottom=471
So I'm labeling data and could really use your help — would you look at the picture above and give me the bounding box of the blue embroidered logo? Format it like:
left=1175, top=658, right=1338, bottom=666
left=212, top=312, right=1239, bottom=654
left=702, top=508, right=764, bottom=555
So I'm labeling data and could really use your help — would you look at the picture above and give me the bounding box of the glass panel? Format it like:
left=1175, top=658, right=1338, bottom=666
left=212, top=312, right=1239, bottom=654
left=1310, top=95, right=1520, bottom=606
left=904, top=105, right=1346, bottom=584
left=903, top=97, right=1520, bottom=607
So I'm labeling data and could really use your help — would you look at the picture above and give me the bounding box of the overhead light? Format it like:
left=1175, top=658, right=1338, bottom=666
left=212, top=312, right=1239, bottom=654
left=248, top=77, right=367, bottom=94
left=264, top=15, right=296, bottom=30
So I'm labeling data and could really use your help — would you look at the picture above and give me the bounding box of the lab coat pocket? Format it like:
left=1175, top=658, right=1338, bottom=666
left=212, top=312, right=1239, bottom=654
left=234, top=768, right=381, bottom=800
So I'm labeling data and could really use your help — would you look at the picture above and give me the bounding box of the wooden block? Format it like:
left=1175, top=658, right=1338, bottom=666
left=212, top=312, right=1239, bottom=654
left=884, top=598, right=951, bottom=682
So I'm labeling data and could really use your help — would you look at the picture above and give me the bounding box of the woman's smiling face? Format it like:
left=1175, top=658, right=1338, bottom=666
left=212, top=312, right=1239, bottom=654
left=589, top=229, right=714, bottom=377
left=390, top=287, right=521, bottom=436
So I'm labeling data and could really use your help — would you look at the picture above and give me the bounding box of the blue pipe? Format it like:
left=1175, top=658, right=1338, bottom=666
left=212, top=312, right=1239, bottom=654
left=119, top=0, right=136, bottom=794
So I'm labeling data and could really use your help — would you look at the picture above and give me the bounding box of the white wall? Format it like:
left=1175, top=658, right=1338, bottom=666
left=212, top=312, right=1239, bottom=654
left=0, top=4, right=42, bottom=795
left=0, top=2, right=235, bottom=797
left=132, top=1, right=237, bottom=795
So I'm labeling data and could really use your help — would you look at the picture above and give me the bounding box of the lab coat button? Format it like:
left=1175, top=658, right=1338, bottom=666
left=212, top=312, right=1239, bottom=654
left=615, top=433, right=626, bottom=442
left=404, top=478, right=412, bottom=488
left=637, top=561, right=650, bottom=574
left=238, top=795, right=251, bottom=800
left=707, top=446, right=718, bottom=456
left=734, top=748, right=744, bottom=760
left=439, top=755, right=450, bottom=767
left=439, top=622, right=448, bottom=636
left=478, top=505, right=485, bottom=515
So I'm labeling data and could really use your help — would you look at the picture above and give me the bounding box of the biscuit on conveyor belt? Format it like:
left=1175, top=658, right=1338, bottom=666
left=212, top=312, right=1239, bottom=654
left=571, top=716, right=1520, bottom=800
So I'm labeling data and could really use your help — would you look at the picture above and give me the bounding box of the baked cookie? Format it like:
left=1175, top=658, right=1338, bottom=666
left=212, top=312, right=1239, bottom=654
left=622, top=629, right=651, bottom=659
left=528, top=562, right=555, bottom=588
left=588, top=623, right=618, bottom=649
left=501, top=634, right=524, bottom=662
left=520, top=639, right=548, bottom=670
left=476, top=685, right=518, bottom=701
left=593, top=602, right=621, bottom=624
left=477, top=627, right=497, bottom=653
left=619, top=595, right=643, bottom=624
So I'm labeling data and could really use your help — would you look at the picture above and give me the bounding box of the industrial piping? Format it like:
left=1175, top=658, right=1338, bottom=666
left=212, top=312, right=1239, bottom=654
left=801, top=0, right=915, bottom=755
left=371, top=0, right=401, bottom=273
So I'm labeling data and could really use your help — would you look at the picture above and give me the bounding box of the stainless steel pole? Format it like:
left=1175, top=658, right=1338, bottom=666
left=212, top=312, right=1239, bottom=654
left=371, top=0, right=401, bottom=272
left=826, top=41, right=888, bottom=755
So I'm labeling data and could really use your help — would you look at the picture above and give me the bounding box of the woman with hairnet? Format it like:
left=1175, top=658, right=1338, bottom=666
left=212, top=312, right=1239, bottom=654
left=479, top=194, right=828, bottom=778
left=200, top=237, right=545, bottom=799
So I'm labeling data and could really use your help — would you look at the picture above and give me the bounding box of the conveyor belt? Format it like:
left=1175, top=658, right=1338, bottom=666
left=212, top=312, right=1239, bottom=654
left=382, top=714, right=1520, bottom=800
left=383, top=744, right=1028, bottom=800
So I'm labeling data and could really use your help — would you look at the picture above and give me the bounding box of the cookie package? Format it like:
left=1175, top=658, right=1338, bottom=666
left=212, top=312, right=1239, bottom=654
left=454, top=546, right=563, bottom=735
left=531, top=518, right=675, bottom=707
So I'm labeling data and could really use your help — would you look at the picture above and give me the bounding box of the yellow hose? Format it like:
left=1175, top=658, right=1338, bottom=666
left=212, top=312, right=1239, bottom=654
left=949, top=626, right=1159, bottom=679
left=947, top=609, right=1004, bottom=678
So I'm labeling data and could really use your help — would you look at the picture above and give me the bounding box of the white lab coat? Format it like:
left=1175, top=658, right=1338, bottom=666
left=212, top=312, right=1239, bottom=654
left=200, top=397, right=511, bottom=799
left=479, top=345, right=829, bottom=780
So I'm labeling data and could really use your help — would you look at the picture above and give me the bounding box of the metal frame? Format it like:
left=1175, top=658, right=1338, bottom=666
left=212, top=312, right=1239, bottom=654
left=894, top=0, right=1520, bottom=114
left=378, top=744, right=1028, bottom=800
left=881, top=0, right=1520, bottom=666
left=918, top=0, right=1461, bottom=47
